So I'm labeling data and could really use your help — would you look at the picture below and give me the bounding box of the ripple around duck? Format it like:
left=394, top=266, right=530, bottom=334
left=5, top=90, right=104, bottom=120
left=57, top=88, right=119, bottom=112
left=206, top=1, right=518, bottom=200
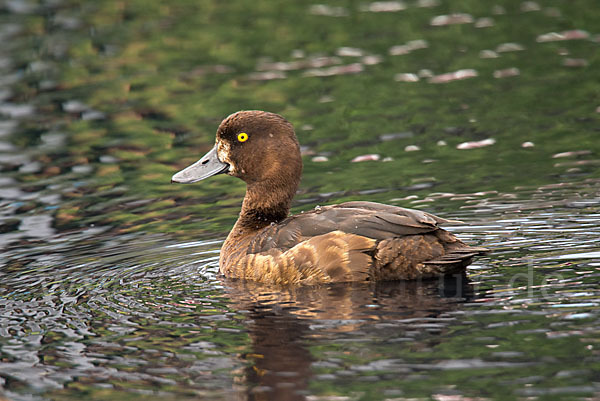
left=4, top=171, right=600, bottom=386
left=0, top=235, right=249, bottom=400
left=0, top=184, right=599, bottom=400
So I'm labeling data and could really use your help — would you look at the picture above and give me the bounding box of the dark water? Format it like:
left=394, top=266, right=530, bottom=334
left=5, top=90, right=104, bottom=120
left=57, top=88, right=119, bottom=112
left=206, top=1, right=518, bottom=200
left=1, top=0, right=600, bottom=400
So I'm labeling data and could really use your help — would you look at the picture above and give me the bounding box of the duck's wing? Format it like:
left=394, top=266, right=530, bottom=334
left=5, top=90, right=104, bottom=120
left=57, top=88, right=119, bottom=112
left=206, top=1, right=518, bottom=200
left=247, top=201, right=455, bottom=253
left=230, top=201, right=487, bottom=284
left=333, top=201, right=463, bottom=225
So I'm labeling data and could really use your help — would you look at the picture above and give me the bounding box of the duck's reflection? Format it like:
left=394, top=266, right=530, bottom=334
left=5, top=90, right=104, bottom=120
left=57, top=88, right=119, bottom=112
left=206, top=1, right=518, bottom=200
left=222, top=275, right=472, bottom=400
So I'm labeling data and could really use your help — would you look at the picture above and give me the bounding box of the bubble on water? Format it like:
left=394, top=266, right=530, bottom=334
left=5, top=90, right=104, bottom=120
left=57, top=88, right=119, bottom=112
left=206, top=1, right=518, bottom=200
left=360, top=1, right=406, bottom=13
left=19, top=161, right=42, bottom=173
left=380, top=132, right=414, bottom=141
left=563, top=313, right=592, bottom=320
left=62, top=100, right=89, bottom=113
left=309, top=4, right=349, bottom=17
left=493, top=67, right=520, bottom=79
left=28, top=60, right=53, bottom=73
left=52, top=14, right=82, bottom=30
left=521, top=1, right=541, bottom=12
left=303, top=63, right=364, bottom=77
left=4, top=0, right=37, bottom=14
left=416, top=0, right=439, bottom=7
left=72, top=165, right=93, bottom=174
left=562, top=58, right=588, bottom=68
left=0, top=141, right=16, bottom=152
left=456, top=138, right=496, bottom=150
left=307, top=56, right=342, bottom=68
left=537, top=30, right=590, bottom=42
left=82, top=110, right=106, bottom=120
left=430, top=13, right=473, bottom=26
left=336, top=47, right=364, bottom=57
left=475, top=17, right=495, bottom=28
left=40, top=132, right=66, bottom=148
left=247, top=71, right=286, bottom=81
left=0, top=103, right=34, bottom=118
left=351, top=154, right=380, bottom=162
left=552, top=150, right=591, bottom=158
left=429, top=69, right=478, bottom=84
left=291, top=49, right=305, bottom=59
left=389, top=39, right=428, bottom=55
left=362, top=55, right=382, bottom=65
left=496, top=43, right=525, bottom=52
left=0, top=153, right=29, bottom=165
left=394, top=73, right=419, bottom=82
left=418, top=69, right=434, bottom=78
left=100, top=155, right=119, bottom=163
left=318, top=95, right=335, bottom=103
left=19, top=214, right=55, bottom=237
left=556, top=251, right=600, bottom=260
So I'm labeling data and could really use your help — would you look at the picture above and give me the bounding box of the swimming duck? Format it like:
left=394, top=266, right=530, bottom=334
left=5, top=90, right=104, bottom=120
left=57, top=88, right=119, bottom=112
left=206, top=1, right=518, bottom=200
left=172, top=111, right=488, bottom=285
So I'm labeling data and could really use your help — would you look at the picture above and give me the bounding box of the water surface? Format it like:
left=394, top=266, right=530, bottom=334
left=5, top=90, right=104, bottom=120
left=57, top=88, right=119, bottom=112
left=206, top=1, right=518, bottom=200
left=1, top=0, right=599, bottom=400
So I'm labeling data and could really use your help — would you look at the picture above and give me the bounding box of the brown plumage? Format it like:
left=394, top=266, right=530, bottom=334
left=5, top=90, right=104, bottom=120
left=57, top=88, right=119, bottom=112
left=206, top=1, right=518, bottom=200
left=172, top=110, right=488, bottom=285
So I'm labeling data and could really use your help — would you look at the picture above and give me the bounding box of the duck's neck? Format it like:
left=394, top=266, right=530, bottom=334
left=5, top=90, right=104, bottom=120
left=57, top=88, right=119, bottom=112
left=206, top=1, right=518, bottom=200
left=233, top=179, right=297, bottom=234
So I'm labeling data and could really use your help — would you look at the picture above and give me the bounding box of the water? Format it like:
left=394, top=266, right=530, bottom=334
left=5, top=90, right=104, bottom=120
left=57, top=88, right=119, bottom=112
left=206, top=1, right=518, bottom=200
left=1, top=0, right=600, bottom=400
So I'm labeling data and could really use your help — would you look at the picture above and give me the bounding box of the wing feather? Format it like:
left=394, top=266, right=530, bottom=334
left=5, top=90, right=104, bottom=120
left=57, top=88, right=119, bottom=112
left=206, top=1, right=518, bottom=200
left=248, top=202, right=457, bottom=253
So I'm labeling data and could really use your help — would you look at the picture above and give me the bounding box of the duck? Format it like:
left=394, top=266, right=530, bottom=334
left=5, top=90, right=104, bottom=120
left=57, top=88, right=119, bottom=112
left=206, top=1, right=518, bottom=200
left=172, top=110, right=488, bottom=285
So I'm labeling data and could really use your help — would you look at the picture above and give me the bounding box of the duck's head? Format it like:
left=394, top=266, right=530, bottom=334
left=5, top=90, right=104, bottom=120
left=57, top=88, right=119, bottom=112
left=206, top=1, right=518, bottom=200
left=172, top=111, right=302, bottom=190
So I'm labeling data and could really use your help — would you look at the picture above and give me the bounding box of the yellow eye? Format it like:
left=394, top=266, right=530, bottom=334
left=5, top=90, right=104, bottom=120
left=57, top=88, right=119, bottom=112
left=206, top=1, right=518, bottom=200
left=237, top=132, right=248, bottom=142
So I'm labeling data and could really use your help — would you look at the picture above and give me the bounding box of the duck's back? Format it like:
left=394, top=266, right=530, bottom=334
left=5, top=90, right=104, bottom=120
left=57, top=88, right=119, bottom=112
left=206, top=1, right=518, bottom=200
left=220, top=201, right=487, bottom=285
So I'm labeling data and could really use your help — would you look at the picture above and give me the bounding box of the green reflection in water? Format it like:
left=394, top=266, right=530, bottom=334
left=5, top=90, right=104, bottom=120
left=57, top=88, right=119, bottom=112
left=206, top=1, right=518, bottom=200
left=6, top=0, right=598, bottom=238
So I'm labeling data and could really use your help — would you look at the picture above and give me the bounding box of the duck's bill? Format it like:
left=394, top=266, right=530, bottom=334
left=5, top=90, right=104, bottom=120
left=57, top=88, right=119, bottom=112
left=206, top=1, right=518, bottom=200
left=171, top=146, right=229, bottom=184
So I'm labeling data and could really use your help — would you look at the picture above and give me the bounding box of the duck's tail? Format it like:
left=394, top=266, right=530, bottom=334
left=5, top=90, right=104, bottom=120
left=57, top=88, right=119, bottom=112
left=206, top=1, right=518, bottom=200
left=373, top=228, right=489, bottom=280
left=421, top=244, right=489, bottom=275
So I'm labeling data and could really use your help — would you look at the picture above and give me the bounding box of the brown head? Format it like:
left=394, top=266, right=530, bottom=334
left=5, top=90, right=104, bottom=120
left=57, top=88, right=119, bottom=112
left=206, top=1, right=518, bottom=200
left=172, top=111, right=303, bottom=225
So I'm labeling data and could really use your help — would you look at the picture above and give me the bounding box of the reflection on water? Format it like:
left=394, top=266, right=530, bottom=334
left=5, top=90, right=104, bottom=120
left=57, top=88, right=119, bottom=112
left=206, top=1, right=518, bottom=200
left=1, top=183, right=599, bottom=400
left=1, top=0, right=600, bottom=400
left=225, top=277, right=471, bottom=401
